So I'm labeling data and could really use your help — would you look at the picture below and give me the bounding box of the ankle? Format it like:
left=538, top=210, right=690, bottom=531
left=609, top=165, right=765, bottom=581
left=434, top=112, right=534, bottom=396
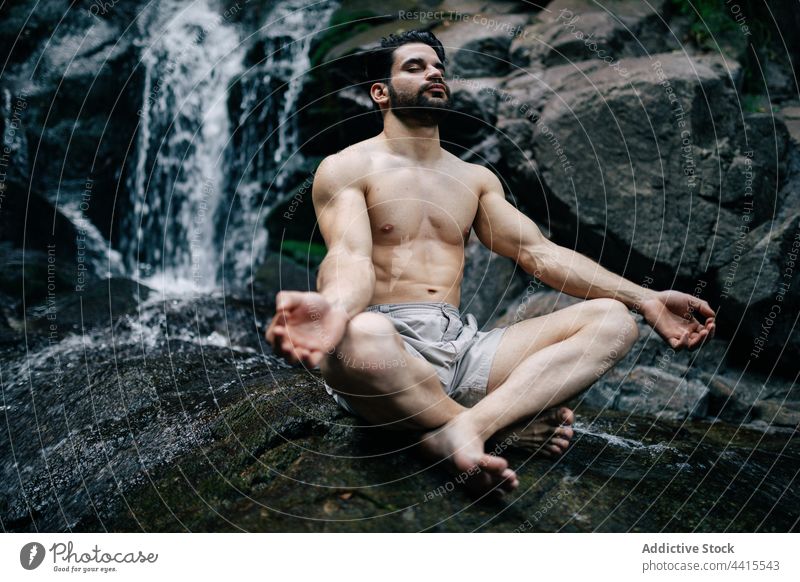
left=448, top=410, right=492, bottom=441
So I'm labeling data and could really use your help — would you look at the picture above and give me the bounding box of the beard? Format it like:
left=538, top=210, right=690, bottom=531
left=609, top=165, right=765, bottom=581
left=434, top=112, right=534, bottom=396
left=387, top=80, right=452, bottom=126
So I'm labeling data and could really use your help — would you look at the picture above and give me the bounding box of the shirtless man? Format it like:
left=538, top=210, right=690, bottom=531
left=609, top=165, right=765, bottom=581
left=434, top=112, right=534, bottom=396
left=266, top=30, right=716, bottom=497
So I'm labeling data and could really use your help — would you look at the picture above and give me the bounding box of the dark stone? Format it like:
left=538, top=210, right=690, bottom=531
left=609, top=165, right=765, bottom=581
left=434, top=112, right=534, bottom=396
left=431, top=14, right=529, bottom=78
left=459, top=237, right=526, bottom=329
left=716, top=214, right=800, bottom=374
left=252, top=253, right=316, bottom=300
left=510, top=0, right=680, bottom=69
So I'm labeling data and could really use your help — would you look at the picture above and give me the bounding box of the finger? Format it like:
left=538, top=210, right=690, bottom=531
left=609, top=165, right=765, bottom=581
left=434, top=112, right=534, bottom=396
left=280, top=336, right=294, bottom=354
left=282, top=341, right=300, bottom=365
left=671, top=332, right=688, bottom=349
left=302, top=350, right=326, bottom=370
left=266, top=323, right=285, bottom=346
left=688, top=329, right=707, bottom=350
left=299, top=347, right=316, bottom=363
left=273, top=329, right=293, bottom=354
left=695, top=299, right=715, bottom=319
left=276, top=291, right=303, bottom=311
left=267, top=310, right=288, bottom=332
left=308, top=350, right=325, bottom=368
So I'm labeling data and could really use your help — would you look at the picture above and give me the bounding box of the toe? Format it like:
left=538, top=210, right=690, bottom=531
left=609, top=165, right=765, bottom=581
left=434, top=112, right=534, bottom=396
left=558, top=407, right=575, bottom=425
left=499, top=468, right=518, bottom=492
left=555, top=426, right=574, bottom=440
left=479, top=453, right=508, bottom=474
left=550, top=437, right=571, bottom=451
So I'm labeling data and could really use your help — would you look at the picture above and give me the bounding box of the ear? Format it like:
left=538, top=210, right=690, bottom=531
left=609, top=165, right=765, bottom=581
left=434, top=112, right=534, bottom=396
left=370, top=82, right=389, bottom=107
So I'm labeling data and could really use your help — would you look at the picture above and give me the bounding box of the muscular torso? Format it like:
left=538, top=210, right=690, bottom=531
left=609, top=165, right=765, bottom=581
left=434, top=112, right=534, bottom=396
left=346, top=138, right=484, bottom=308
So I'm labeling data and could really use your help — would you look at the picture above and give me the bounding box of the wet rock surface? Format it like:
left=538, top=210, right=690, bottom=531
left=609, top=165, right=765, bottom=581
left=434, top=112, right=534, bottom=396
left=1, top=283, right=797, bottom=533
left=78, top=384, right=800, bottom=533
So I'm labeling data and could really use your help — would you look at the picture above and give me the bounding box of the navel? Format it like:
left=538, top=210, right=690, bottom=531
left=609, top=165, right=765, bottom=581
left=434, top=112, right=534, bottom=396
left=381, top=223, right=394, bottom=233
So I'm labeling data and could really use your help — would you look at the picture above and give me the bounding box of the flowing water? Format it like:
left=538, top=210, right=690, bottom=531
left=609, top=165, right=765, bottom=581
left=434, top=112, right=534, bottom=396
left=120, top=0, right=337, bottom=291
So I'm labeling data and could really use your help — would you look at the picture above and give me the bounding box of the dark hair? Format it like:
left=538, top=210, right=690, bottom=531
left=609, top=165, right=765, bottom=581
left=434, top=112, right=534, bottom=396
left=363, top=29, right=447, bottom=84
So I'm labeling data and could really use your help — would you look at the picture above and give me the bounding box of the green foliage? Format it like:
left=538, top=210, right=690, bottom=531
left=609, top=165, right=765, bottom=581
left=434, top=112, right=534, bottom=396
left=309, top=9, right=380, bottom=68
left=741, top=93, right=765, bottom=113
left=280, top=239, right=327, bottom=267
left=671, top=0, right=740, bottom=50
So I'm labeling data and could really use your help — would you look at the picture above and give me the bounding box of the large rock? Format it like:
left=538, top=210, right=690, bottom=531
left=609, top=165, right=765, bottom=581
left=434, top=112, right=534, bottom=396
left=67, top=391, right=800, bottom=532
left=511, top=0, right=681, bottom=70
left=440, top=76, right=501, bottom=157
left=586, top=365, right=710, bottom=420
left=490, top=287, right=800, bottom=426
left=499, top=52, right=792, bottom=286
left=430, top=13, right=530, bottom=78
left=4, top=3, right=145, bottom=243
left=715, top=213, right=800, bottom=373
left=459, top=236, right=526, bottom=328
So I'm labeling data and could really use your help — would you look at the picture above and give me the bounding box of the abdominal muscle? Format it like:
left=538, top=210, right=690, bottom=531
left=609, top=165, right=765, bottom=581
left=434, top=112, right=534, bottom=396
left=370, top=239, right=465, bottom=307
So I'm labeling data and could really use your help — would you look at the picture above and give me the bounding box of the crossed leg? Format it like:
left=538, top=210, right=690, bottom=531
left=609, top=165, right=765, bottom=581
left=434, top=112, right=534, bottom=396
left=320, top=298, right=639, bottom=496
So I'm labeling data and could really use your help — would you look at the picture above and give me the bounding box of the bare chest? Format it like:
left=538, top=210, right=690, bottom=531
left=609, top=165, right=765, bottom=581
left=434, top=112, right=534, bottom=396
left=364, top=167, right=481, bottom=246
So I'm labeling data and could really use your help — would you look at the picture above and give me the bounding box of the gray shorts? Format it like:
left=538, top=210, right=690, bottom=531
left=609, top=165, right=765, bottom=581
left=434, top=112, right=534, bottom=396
left=323, top=302, right=506, bottom=416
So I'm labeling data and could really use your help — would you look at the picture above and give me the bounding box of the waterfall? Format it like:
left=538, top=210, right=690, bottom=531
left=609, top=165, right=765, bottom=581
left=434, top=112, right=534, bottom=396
left=220, top=0, right=338, bottom=283
left=122, top=0, right=339, bottom=292
left=123, top=0, right=243, bottom=291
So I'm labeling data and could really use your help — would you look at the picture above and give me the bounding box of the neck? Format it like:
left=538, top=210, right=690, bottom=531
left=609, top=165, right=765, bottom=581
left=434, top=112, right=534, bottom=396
left=380, top=111, right=442, bottom=162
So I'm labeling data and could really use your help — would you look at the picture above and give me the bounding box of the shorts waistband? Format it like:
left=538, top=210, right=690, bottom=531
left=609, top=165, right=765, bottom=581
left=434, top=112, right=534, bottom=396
left=366, top=302, right=460, bottom=316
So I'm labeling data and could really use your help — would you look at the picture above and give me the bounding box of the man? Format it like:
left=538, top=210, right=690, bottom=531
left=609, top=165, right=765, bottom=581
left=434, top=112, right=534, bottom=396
left=266, top=30, right=716, bottom=497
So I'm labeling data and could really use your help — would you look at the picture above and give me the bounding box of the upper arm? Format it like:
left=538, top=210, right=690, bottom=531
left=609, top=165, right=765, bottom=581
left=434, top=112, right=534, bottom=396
left=472, top=167, right=550, bottom=266
left=312, top=154, right=373, bottom=262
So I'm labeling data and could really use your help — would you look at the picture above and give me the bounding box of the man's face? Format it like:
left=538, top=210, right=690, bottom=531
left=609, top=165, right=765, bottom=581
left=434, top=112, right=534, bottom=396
left=385, top=43, right=451, bottom=126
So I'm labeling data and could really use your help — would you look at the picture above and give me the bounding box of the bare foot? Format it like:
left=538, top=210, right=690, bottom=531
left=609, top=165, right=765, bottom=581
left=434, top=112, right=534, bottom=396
left=491, top=407, right=575, bottom=458
left=417, top=414, right=519, bottom=498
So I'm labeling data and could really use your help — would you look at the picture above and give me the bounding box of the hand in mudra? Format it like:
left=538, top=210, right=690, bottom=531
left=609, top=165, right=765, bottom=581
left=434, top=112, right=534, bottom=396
left=639, top=290, right=716, bottom=351
left=265, top=291, right=349, bottom=368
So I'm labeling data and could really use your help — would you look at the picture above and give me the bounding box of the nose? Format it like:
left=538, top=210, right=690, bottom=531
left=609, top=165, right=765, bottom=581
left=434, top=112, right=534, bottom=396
left=425, top=64, right=443, bottom=81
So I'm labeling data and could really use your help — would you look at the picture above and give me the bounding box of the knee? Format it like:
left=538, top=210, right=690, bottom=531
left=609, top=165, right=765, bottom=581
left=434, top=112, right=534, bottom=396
left=323, top=312, right=401, bottom=372
left=587, top=298, right=639, bottom=349
left=341, top=312, right=398, bottom=351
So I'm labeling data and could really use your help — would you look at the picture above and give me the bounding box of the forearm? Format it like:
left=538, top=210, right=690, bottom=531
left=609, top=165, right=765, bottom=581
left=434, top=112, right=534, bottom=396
left=316, top=251, right=375, bottom=319
left=525, top=241, right=657, bottom=312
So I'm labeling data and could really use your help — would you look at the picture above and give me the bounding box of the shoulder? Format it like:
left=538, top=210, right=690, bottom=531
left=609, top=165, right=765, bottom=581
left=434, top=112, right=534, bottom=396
left=313, top=141, right=376, bottom=197
left=455, top=159, right=503, bottom=195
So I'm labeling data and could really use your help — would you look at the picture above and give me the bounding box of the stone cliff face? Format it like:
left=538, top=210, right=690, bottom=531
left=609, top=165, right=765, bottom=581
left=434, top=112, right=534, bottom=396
left=1, top=0, right=798, bottom=532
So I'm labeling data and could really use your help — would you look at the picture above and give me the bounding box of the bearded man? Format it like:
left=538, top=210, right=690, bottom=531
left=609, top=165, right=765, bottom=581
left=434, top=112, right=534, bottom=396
left=266, top=30, right=715, bottom=497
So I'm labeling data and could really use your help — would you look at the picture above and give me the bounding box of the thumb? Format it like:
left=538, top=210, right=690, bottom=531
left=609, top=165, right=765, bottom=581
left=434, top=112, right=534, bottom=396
left=276, top=291, right=303, bottom=310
